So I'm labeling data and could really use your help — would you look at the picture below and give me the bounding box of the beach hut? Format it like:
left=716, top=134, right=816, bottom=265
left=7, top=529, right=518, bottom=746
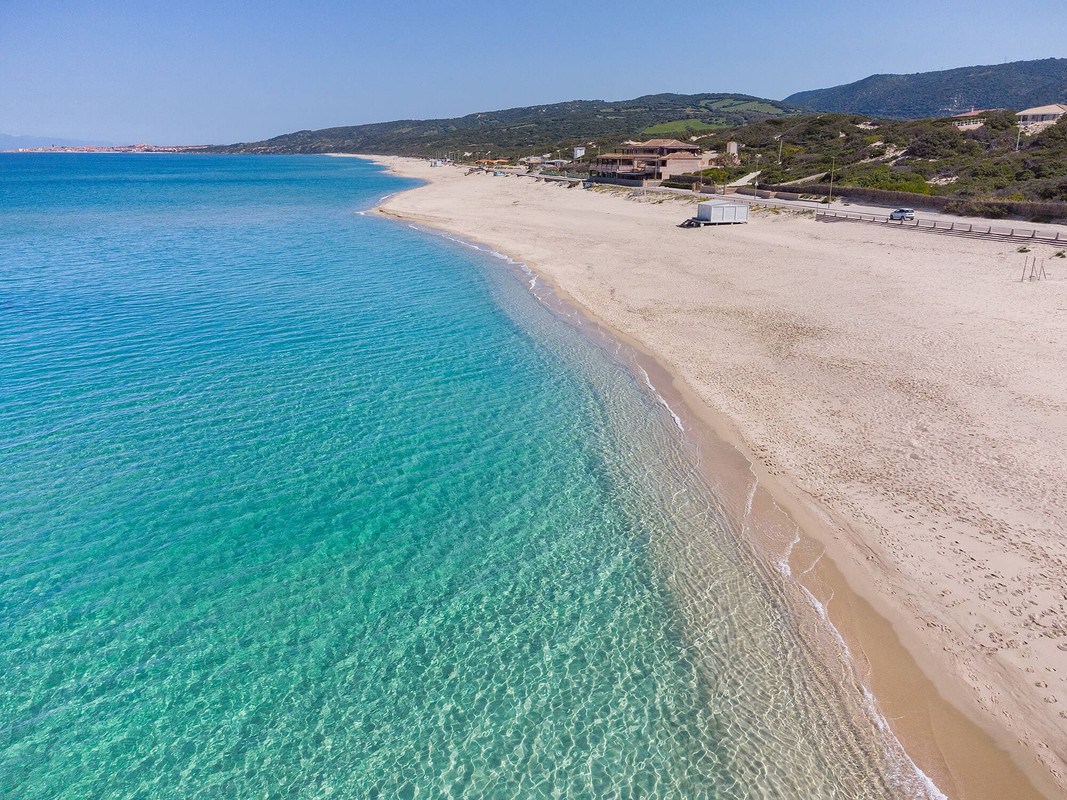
left=695, top=200, right=748, bottom=224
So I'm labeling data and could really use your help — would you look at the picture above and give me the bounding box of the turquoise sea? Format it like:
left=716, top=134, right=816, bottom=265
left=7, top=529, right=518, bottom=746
left=0, top=154, right=939, bottom=799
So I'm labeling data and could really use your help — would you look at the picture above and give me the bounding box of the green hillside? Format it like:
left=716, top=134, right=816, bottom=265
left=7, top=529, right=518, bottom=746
left=695, top=112, right=1067, bottom=205
left=209, top=93, right=797, bottom=157
left=784, top=58, right=1067, bottom=119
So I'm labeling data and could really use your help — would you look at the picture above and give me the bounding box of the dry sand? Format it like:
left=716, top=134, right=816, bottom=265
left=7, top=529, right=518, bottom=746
left=368, top=156, right=1067, bottom=798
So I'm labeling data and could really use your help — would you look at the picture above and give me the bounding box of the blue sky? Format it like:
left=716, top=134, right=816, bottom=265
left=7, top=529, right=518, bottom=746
left=2, top=0, right=1065, bottom=144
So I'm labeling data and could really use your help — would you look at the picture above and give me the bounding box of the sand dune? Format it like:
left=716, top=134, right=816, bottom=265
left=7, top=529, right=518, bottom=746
left=372, top=157, right=1067, bottom=798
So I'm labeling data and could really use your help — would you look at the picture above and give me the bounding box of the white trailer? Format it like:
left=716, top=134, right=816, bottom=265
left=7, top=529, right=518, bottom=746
left=695, top=200, right=749, bottom=224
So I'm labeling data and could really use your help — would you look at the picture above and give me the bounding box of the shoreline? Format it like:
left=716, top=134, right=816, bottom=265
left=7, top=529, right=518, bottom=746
left=363, top=155, right=1066, bottom=799
left=396, top=218, right=954, bottom=797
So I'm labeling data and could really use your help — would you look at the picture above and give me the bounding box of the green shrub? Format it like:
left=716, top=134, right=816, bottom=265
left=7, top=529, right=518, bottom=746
left=843, top=165, right=931, bottom=194
left=907, top=126, right=965, bottom=159
left=1034, top=116, right=1067, bottom=149
left=986, top=110, right=1019, bottom=131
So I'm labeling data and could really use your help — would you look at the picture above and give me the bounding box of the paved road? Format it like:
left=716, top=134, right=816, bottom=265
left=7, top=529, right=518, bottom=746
left=648, top=186, right=1067, bottom=239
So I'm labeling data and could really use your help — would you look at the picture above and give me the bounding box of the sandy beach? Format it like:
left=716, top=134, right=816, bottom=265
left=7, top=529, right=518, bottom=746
left=368, top=156, right=1067, bottom=799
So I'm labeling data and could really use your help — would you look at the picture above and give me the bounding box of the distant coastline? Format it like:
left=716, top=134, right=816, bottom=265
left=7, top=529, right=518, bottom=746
left=1, top=143, right=211, bottom=154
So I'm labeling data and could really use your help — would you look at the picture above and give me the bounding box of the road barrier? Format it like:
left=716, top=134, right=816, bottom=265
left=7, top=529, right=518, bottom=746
left=814, top=209, right=1066, bottom=244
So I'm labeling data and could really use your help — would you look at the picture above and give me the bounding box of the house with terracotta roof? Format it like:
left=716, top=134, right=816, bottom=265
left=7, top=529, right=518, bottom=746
left=950, top=108, right=1003, bottom=130
left=590, top=138, right=703, bottom=184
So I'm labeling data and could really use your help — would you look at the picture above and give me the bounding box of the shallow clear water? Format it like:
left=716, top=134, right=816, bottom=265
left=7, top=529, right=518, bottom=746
left=0, top=154, right=934, bottom=798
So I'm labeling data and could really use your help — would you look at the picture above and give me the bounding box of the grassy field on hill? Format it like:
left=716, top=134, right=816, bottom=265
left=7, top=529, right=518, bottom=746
left=642, top=119, right=724, bottom=137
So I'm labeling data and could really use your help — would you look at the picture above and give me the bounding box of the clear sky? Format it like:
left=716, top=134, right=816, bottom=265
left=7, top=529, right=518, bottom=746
left=2, top=0, right=1065, bottom=145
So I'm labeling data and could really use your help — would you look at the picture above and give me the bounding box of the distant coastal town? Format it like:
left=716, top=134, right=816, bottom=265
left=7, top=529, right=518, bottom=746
left=4, top=143, right=210, bottom=153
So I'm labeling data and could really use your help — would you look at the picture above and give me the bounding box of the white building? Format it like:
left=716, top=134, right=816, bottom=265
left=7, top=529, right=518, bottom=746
left=1016, top=104, right=1067, bottom=125
left=696, top=200, right=748, bottom=224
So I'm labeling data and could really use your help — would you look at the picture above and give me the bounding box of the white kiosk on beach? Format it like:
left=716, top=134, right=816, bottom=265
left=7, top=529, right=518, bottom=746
left=695, top=200, right=749, bottom=224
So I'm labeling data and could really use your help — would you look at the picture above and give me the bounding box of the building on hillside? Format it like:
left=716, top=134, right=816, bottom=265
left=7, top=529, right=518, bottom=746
left=1016, top=104, right=1067, bottom=125
left=950, top=108, right=1002, bottom=129
left=573, top=145, right=586, bottom=159
left=590, top=139, right=703, bottom=184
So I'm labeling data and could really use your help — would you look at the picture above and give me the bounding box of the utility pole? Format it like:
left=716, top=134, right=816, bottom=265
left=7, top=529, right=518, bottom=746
left=1016, top=124, right=1022, bottom=152
left=778, top=136, right=783, bottom=164
left=828, top=156, right=835, bottom=204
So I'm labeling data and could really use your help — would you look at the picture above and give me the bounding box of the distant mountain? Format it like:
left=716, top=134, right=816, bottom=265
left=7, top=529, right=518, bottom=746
left=784, top=58, right=1067, bottom=119
left=0, top=133, right=115, bottom=150
left=210, top=93, right=798, bottom=156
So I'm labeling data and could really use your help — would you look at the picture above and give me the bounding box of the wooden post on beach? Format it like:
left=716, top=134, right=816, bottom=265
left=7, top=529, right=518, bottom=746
left=1023, top=257, right=1048, bottom=281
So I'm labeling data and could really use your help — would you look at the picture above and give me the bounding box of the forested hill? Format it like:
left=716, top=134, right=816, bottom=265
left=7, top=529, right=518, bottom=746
left=208, top=93, right=797, bottom=156
left=784, top=58, right=1067, bottom=119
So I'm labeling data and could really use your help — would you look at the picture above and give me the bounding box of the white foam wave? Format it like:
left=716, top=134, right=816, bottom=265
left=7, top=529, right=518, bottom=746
left=400, top=225, right=543, bottom=294
left=742, top=472, right=758, bottom=533
left=777, top=526, right=801, bottom=578
left=797, top=585, right=948, bottom=800
left=637, top=366, right=684, bottom=432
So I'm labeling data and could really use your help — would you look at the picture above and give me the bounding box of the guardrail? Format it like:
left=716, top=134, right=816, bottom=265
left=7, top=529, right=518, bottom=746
left=815, top=209, right=1067, bottom=245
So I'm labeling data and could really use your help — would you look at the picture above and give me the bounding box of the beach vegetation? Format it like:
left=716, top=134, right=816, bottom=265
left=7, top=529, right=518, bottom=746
left=842, top=165, right=931, bottom=194
left=699, top=166, right=750, bottom=185
left=702, top=112, right=1067, bottom=208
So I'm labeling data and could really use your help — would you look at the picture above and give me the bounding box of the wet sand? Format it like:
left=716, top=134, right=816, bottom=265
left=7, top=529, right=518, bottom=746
left=366, top=156, right=1067, bottom=799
